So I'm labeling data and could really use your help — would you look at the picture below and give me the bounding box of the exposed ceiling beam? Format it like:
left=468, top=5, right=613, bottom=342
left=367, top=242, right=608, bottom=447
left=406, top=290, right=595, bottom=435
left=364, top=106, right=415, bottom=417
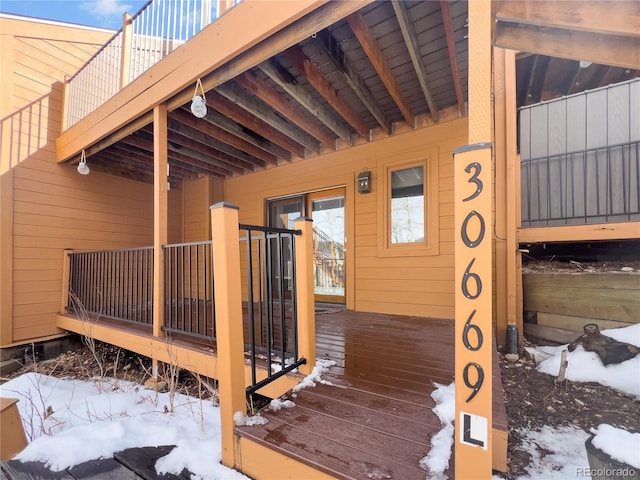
left=166, top=118, right=266, bottom=169
left=259, top=59, right=354, bottom=143
left=171, top=108, right=278, bottom=166
left=207, top=89, right=307, bottom=158
left=315, top=30, right=391, bottom=134
left=439, top=0, right=465, bottom=115
left=392, top=1, right=439, bottom=122
left=347, top=11, right=414, bottom=126
left=120, top=133, right=232, bottom=177
left=284, top=45, right=370, bottom=140
left=217, top=81, right=322, bottom=153
left=160, top=128, right=255, bottom=173
left=494, top=0, right=640, bottom=38
left=494, top=23, right=640, bottom=70
left=200, top=107, right=292, bottom=162
left=236, top=70, right=337, bottom=148
left=106, top=145, right=197, bottom=180
left=90, top=153, right=158, bottom=184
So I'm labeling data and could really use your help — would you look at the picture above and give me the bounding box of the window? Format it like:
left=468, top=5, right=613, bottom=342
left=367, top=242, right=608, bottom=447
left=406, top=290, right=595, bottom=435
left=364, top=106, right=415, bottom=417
left=390, top=166, right=424, bottom=244
left=377, top=150, right=439, bottom=257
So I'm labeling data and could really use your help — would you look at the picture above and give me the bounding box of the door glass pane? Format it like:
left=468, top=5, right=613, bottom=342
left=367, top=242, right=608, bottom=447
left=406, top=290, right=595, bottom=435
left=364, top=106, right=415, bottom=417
left=268, top=197, right=303, bottom=299
left=312, top=195, right=345, bottom=298
left=390, top=166, right=424, bottom=244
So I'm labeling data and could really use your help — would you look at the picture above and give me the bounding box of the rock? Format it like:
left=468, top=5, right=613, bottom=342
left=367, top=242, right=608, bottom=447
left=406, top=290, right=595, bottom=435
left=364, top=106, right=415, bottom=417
left=620, top=266, right=634, bottom=272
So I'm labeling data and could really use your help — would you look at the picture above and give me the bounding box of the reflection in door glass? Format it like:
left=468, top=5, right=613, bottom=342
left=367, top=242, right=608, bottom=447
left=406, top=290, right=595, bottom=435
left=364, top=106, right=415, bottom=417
left=312, top=196, right=345, bottom=298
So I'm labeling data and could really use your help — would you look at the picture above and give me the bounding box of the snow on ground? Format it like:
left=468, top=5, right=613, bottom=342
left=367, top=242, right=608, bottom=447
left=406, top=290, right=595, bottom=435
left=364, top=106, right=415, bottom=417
left=501, top=323, right=640, bottom=479
left=2, top=323, right=639, bottom=480
left=0, top=373, right=248, bottom=479
left=420, top=382, right=455, bottom=480
left=533, top=324, right=640, bottom=396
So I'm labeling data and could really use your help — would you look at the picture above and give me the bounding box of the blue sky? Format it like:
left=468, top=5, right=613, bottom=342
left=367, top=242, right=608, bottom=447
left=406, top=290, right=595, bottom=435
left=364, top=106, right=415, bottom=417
left=0, top=0, right=148, bottom=30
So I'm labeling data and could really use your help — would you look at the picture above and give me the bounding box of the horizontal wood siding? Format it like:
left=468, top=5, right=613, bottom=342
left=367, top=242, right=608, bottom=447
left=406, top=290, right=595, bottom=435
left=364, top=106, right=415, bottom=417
left=1, top=17, right=183, bottom=344
left=225, top=118, right=467, bottom=318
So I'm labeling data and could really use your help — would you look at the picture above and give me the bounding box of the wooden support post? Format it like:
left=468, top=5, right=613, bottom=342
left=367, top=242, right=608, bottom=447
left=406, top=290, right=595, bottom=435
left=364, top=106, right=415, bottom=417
left=60, top=249, right=73, bottom=314
left=454, top=144, right=494, bottom=478
left=120, top=13, right=133, bottom=89
left=153, top=103, right=168, bottom=338
left=453, top=2, right=494, bottom=476
left=61, top=78, right=70, bottom=133
left=210, top=202, right=246, bottom=468
left=294, top=217, right=316, bottom=375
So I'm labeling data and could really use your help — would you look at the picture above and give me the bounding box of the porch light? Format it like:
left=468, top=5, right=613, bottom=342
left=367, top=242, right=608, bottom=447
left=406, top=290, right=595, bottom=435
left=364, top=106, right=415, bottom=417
left=579, top=60, right=592, bottom=69
left=77, top=150, right=90, bottom=175
left=191, top=78, right=207, bottom=118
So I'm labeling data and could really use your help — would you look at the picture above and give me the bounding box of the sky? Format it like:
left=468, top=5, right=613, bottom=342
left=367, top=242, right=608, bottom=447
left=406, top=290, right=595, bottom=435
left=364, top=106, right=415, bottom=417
left=0, top=0, right=148, bottom=30
left=1, top=325, right=639, bottom=479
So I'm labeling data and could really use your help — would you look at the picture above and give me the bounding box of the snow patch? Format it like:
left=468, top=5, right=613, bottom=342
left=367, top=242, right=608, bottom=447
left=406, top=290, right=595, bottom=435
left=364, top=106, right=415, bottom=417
left=591, top=424, right=640, bottom=468
left=233, top=411, right=268, bottom=427
left=533, top=324, right=640, bottom=396
left=419, top=381, right=455, bottom=480
left=516, top=425, right=590, bottom=479
left=268, top=398, right=296, bottom=412
left=292, top=359, right=336, bottom=393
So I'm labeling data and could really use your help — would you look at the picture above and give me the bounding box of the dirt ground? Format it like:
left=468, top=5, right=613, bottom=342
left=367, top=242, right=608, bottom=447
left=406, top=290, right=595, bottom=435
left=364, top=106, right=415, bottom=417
left=5, top=339, right=640, bottom=479
left=497, top=346, right=640, bottom=479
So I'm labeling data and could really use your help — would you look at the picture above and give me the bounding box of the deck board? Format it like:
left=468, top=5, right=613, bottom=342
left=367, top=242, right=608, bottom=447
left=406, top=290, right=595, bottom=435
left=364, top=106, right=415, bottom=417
left=236, top=310, right=458, bottom=479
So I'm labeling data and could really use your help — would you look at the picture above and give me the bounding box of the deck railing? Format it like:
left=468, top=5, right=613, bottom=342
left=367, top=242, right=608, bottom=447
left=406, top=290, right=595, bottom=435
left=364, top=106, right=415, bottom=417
left=67, top=247, right=154, bottom=324
left=240, top=223, right=307, bottom=398
left=65, top=0, right=241, bottom=128
left=163, top=240, right=215, bottom=340
left=521, top=141, right=640, bottom=226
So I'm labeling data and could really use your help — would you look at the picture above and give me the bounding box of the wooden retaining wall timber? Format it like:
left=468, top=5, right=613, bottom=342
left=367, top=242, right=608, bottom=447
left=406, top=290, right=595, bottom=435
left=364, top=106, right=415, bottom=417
left=523, top=272, right=640, bottom=342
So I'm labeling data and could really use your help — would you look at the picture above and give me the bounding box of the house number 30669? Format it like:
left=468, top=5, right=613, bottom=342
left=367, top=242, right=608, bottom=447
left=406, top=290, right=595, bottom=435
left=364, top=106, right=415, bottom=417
left=461, top=161, right=485, bottom=403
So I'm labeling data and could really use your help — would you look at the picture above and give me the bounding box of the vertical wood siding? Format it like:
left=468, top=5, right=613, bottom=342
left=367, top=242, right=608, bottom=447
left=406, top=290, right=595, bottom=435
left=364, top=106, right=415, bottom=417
left=225, top=118, right=468, bottom=319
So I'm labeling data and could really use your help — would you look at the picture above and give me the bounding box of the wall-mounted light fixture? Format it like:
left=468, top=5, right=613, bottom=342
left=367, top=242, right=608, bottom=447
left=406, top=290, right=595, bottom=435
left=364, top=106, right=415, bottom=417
left=190, top=78, right=207, bottom=118
left=357, top=170, right=371, bottom=194
left=77, top=149, right=90, bottom=175
left=579, top=60, right=592, bottom=69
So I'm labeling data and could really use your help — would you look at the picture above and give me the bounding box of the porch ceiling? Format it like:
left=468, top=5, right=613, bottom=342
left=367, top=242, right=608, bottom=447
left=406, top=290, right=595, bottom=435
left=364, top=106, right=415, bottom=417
left=77, top=1, right=639, bottom=185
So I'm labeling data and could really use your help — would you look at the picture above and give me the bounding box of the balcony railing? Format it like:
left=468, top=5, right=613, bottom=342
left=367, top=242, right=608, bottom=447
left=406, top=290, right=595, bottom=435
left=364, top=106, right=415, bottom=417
left=521, top=141, right=640, bottom=226
left=65, top=0, right=241, bottom=128
left=163, top=240, right=215, bottom=340
left=68, top=246, right=154, bottom=324
left=240, top=224, right=307, bottom=398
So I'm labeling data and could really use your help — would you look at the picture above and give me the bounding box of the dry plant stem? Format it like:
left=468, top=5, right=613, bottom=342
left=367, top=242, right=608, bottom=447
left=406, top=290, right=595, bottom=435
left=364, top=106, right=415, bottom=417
left=69, top=291, right=105, bottom=378
left=557, top=350, right=568, bottom=383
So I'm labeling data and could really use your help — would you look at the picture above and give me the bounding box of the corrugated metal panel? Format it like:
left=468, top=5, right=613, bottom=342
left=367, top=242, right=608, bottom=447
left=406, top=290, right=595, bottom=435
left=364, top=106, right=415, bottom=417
left=520, top=78, right=640, bottom=226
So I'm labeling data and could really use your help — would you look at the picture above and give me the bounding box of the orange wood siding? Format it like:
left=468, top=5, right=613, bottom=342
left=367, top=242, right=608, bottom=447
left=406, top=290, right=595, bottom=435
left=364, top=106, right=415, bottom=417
left=0, top=16, right=183, bottom=345
left=225, top=118, right=468, bottom=319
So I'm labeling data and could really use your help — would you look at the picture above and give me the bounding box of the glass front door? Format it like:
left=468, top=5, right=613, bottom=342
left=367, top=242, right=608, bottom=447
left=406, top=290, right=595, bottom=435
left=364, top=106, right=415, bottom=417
left=308, top=189, right=345, bottom=303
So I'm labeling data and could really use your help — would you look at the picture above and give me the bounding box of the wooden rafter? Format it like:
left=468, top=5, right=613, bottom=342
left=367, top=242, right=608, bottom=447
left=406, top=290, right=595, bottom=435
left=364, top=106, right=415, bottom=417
left=315, top=30, right=391, bottom=134
left=104, top=145, right=195, bottom=180
left=165, top=118, right=266, bottom=169
left=494, top=23, right=640, bottom=70
left=201, top=108, right=291, bottom=162
left=439, top=0, right=465, bottom=115
left=494, top=0, right=640, bottom=39
left=259, top=59, right=354, bottom=143
left=392, top=1, right=439, bottom=121
left=207, top=90, right=307, bottom=158
left=217, top=82, right=322, bottom=153
left=171, top=108, right=278, bottom=165
left=120, top=133, right=233, bottom=177
left=284, top=45, right=370, bottom=140
left=162, top=129, right=256, bottom=173
left=347, top=11, right=414, bottom=125
left=236, top=70, right=337, bottom=148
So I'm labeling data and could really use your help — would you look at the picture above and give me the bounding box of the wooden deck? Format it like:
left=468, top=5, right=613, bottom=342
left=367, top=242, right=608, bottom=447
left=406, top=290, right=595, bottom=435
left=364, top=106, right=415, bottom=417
left=235, top=309, right=508, bottom=479
left=56, top=307, right=507, bottom=478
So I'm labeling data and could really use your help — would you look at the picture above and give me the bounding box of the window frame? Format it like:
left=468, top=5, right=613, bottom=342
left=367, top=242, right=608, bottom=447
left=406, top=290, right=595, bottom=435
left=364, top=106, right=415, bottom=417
left=377, top=150, right=439, bottom=257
